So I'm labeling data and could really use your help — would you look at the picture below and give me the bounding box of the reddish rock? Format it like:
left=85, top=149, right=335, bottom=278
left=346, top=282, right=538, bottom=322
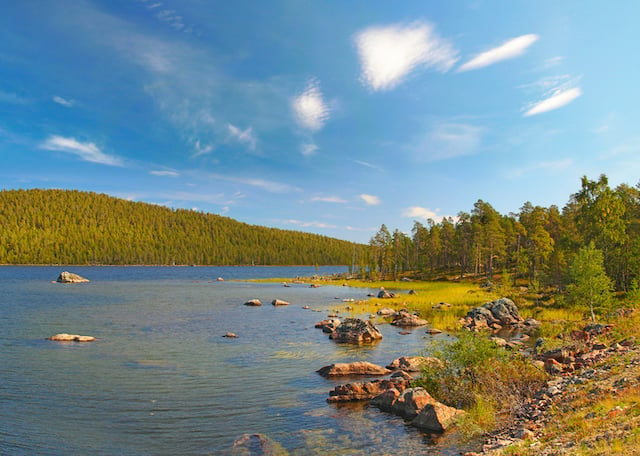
left=411, top=402, right=465, bottom=433
left=316, top=361, right=391, bottom=377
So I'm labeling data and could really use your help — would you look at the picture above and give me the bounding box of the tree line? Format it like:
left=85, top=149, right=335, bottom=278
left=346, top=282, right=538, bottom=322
left=366, top=174, right=640, bottom=294
left=0, top=189, right=366, bottom=266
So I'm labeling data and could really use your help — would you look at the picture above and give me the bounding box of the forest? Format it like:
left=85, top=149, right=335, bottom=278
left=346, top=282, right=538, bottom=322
left=367, top=174, right=640, bottom=295
left=0, top=188, right=366, bottom=266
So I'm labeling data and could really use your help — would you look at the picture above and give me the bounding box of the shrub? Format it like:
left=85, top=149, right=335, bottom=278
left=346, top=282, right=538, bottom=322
left=414, top=332, right=547, bottom=435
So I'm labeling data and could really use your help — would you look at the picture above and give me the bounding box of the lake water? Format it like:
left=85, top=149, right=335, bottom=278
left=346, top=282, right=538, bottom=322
left=0, top=266, right=462, bottom=455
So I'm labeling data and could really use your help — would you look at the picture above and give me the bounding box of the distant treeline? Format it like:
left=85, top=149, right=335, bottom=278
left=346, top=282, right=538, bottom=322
left=368, top=175, right=640, bottom=292
left=0, top=189, right=366, bottom=266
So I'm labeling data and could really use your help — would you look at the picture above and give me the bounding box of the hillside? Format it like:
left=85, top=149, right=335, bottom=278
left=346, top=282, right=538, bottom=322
left=0, top=189, right=366, bottom=265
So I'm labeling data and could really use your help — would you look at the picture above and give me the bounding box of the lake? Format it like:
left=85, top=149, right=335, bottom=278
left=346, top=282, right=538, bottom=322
left=0, top=266, right=461, bottom=455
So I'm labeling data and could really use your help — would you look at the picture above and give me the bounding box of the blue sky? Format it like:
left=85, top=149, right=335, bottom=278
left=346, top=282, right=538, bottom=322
left=1, top=1, right=639, bottom=243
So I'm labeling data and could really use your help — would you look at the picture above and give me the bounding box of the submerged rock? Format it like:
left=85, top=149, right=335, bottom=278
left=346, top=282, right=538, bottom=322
left=230, top=433, right=287, bottom=455
left=48, top=333, right=95, bottom=342
left=316, top=361, right=391, bottom=377
left=329, top=318, right=383, bottom=344
left=56, top=271, right=89, bottom=283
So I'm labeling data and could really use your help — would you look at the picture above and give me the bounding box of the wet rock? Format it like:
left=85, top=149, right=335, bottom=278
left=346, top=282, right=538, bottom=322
left=370, top=388, right=401, bottom=412
left=327, top=378, right=408, bottom=403
left=56, top=271, right=89, bottom=283
left=391, top=387, right=437, bottom=419
left=316, top=361, right=391, bottom=377
left=411, top=402, right=465, bottom=433
left=329, top=318, right=383, bottom=344
left=425, top=328, right=443, bottom=335
left=391, top=314, right=428, bottom=327
left=386, top=356, right=440, bottom=372
left=48, top=333, right=96, bottom=342
left=314, top=318, right=341, bottom=333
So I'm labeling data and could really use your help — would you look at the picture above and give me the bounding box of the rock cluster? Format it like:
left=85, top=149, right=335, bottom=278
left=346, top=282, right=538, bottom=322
left=462, top=297, right=524, bottom=330
left=314, top=318, right=341, bottom=333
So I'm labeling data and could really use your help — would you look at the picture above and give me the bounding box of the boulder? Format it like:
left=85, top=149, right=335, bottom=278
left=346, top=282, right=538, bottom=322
left=327, top=378, right=408, bottom=403
left=316, top=361, right=391, bottom=377
left=48, top=333, right=95, bottom=342
left=390, top=387, right=437, bottom=419
left=463, top=297, right=523, bottom=330
left=244, top=299, right=262, bottom=306
left=56, top=271, right=89, bottom=283
left=392, top=314, right=428, bottom=327
left=370, top=388, right=401, bottom=412
left=271, top=299, right=289, bottom=306
left=411, top=402, right=465, bottom=432
left=386, top=356, right=441, bottom=372
left=314, top=318, right=341, bottom=333
left=230, top=433, right=286, bottom=455
left=223, top=332, right=238, bottom=338
left=376, top=307, right=396, bottom=317
left=377, top=290, right=396, bottom=298
left=329, top=318, right=383, bottom=344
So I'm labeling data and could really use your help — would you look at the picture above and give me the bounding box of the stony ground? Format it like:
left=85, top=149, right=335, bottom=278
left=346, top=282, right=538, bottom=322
left=467, top=342, right=640, bottom=455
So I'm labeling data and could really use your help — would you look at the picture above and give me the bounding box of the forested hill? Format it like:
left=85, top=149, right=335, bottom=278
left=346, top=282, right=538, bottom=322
left=0, top=189, right=366, bottom=265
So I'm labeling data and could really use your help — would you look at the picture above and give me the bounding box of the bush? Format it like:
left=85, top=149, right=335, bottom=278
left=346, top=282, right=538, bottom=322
left=414, top=332, right=547, bottom=434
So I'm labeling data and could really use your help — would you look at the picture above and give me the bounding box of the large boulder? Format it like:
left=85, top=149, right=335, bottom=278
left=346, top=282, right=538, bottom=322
left=411, top=402, right=465, bottom=432
left=463, top=297, right=523, bottom=329
left=327, top=378, right=408, bottom=403
left=316, top=361, right=391, bottom=377
left=329, top=318, right=383, bottom=344
left=48, top=333, right=95, bottom=342
left=390, top=387, right=437, bottom=420
left=56, top=271, right=89, bottom=283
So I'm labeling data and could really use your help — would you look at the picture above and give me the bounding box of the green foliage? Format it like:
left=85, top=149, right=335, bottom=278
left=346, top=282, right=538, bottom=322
left=567, top=243, right=613, bottom=322
left=0, top=189, right=366, bottom=265
left=415, top=332, right=547, bottom=424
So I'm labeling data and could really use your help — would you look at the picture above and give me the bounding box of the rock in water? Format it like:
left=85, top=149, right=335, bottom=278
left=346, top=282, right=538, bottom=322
left=411, top=402, right=465, bottom=432
left=271, top=299, right=290, bottom=306
left=56, top=271, right=89, bottom=283
left=316, top=361, right=391, bottom=377
left=244, top=299, right=262, bottom=306
left=329, top=318, right=383, bottom=344
left=48, top=333, right=96, bottom=342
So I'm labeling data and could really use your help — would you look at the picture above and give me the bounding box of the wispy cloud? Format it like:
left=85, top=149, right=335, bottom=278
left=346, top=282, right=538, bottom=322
left=192, top=140, right=215, bottom=158
left=227, top=123, right=257, bottom=150
left=40, top=135, right=123, bottom=166
left=208, top=173, right=301, bottom=193
left=507, top=158, right=574, bottom=179
left=301, top=143, right=318, bottom=156
left=282, top=219, right=338, bottom=229
left=292, top=80, right=330, bottom=131
left=311, top=196, right=347, bottom=203
left=458, top=34, right=538, bottom=72
left=412, top=121, right=484, bottom=161
left=360, top=194, right=381, bottom=205
left=350, top=159, right=383, bottom=171
left=523, top=87, right=582, bottom=117
left=150, top=169, right=180, bottom=177
left=0, top=90, right=28, bottom=104
left=52, top=95, right=74, bottom=107
left=355, top=21, right=458, bottom=91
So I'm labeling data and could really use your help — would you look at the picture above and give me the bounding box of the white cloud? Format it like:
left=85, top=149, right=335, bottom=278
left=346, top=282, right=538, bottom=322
left=523, top=87, right=582, bottom=117
left=40, top=135, right=123, bottom=166
left=458, top=34, right=538, bottom=72
left=360, top=194, right=380, bottom=205
left=52, top=96, right=74, bottom=107
left=192, top=140, right=214, bottom=157
left=311, top=196, right=347, bottom=203
left=355, top=22, right=458, bottom=91
left=227, top=124, right=257, bottom=150
left=301, top=143, right=318, bottom=156
left=292, top=80, right=330, bottom=131
left=208, top=173, right=301, bottom=193
left=413, top=122, right=484, bottom=161
left=150, top=170, right=179, bottom=177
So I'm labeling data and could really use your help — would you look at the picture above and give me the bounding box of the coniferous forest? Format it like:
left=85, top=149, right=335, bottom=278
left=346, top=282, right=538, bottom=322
left=368, top=175, right=640, bottom=295
left=0, top=188, right=366, bottom=266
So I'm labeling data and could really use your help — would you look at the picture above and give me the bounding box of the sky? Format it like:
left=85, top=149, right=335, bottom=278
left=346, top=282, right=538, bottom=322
left=1, top=1, right=639, bottom=244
